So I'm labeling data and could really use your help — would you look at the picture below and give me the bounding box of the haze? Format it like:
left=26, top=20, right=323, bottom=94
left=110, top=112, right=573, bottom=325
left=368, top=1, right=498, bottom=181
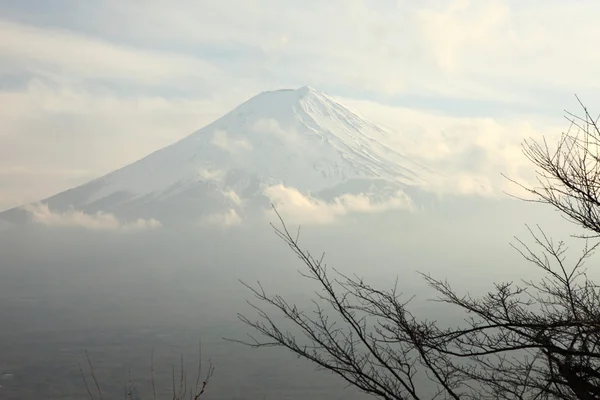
left=1, top=1, right=599, bottom=399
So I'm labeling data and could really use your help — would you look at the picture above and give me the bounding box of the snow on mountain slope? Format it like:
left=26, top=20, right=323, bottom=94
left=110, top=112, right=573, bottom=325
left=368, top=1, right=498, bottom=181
left=86, top=86, right=424, bottom=200
left=1, top=86, right=430, bottom=225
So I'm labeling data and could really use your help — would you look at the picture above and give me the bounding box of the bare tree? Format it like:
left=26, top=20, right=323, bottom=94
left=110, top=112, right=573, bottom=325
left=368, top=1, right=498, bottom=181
left=80, top=341, right=215, bottom=400
left=232, top=100, right=600, bottom=400
left=514, top=95, right=600, bottom=238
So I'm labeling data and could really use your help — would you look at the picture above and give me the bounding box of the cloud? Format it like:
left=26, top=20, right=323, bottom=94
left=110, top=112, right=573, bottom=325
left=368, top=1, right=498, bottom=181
left=339, top=96, right=565, bottom=198
left=410, top=1, right=600, bottom=103
left=0, top=19, right=224, bottom=88
left=221, top=190, right=242, bottom=206
left=415, top=0, right=511, bottom=74
left=2, top=1, right=599, bottom=210
left=4, top=1, right=600, bottom=105
left=263, top=184, right=413, bottom=225
left=196, top=168, right=226, bottom=181
left=0, top=80, right=234, bottom=209
left=202, top=208, right=243, bottom=228
left=22, top=203, right=161, bottom=232
left=251, top=118, right=305, bottom=148
left=69, top=0, right=600, bottom=103
left=210, top=129, right=253, bottom=154
left=252, top=118, right=286, bottom=137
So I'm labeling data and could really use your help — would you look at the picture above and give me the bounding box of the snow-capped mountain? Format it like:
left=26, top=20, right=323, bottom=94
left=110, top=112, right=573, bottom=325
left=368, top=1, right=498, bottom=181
left=1, top=86, right=431, bottom=226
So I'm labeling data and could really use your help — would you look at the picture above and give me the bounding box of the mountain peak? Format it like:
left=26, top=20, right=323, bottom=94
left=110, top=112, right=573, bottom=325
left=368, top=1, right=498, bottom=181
left=297, top=84, right=315, bottom=92
left=1, top=86, right=428, bottom=224
left=294, top=85, right=318, bottom=97
left=266, top=85, right=317, bottom=95
left=246, top=85, right=325, bottom=112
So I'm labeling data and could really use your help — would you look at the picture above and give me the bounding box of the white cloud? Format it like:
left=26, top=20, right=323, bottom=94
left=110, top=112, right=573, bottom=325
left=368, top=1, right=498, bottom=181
left=251, top=118, right=305, bottom=148
left=250, top=117, right=317, bottom=160
left=22, top=203, right=161, bottom=232
left=196, top=168, right=227, bottom=181
left=339, top=97, right=565, bottom=198
left=71, top=0, right=600, bottom=101
left=0, top=81, right=234, bottom=209
left=0, top=79, right=227, bottom=122
left=210, top=129, right=253, bottom=154
left=221, top=190, right=242, bottom=206
left=252, top=118, right=285, bottom=137
left=5, top=2, right=600, bottom=102
left=411, top=1, right=600, bottom=100
left=263, top=184, right=413, bottom=225
left=202, top=208, right=243, bottom=228
left=415, top=0, right=511, bottom=74
left=2, top=1, right=599, bottom=209
left=0, top=19, right=224, bottom=87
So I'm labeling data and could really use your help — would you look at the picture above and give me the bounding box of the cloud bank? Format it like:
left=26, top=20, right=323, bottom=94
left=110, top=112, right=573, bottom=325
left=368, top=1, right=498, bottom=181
left=341, top=97, right=564, bottom=198
left=263, top=184, right=413, bottom=225
left=22, top=203, right=161, bottom=232
left=201, top=208, right=243, bottom=228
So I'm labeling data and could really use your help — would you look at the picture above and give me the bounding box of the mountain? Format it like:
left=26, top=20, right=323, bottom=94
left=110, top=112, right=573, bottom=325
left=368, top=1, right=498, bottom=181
left=1, top=86, right=432, bottom=226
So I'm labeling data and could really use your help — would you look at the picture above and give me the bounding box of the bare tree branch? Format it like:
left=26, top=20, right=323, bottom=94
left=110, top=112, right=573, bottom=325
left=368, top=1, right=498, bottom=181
left=233, top=100, right=600, bottom=400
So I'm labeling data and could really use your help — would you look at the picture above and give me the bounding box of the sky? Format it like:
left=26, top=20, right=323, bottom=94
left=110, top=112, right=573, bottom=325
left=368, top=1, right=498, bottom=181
left=1, top=0, right=599, bottom=210
left=3, top=3, right=600, bottom=396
